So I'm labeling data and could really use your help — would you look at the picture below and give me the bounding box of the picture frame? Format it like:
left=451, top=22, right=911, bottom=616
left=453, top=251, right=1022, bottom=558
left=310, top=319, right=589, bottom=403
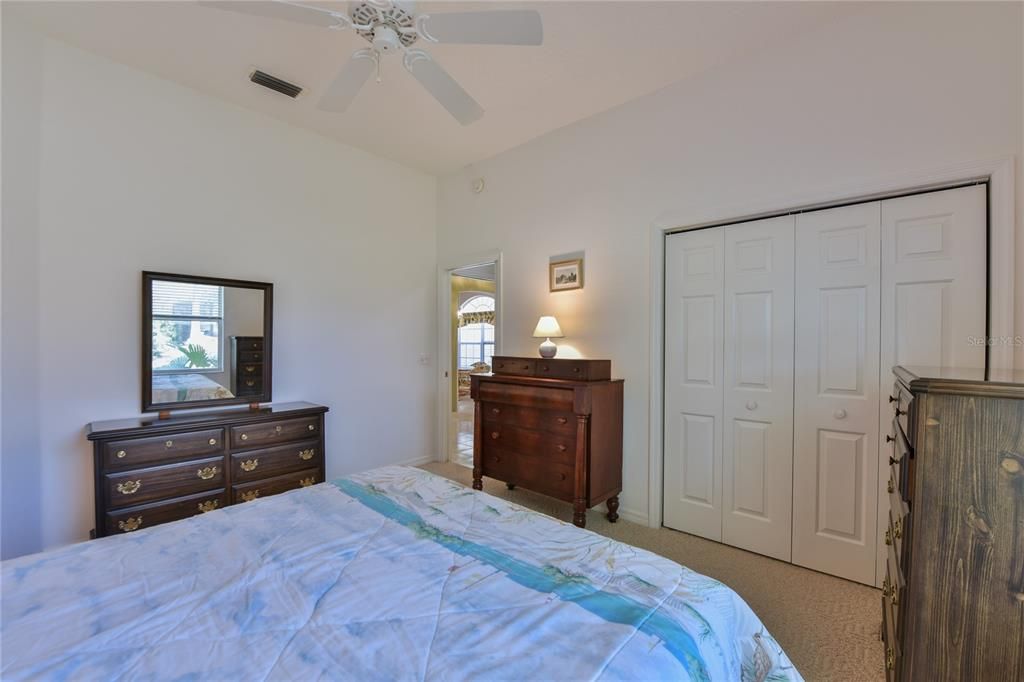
left=549, top=258, right=583, bottom=292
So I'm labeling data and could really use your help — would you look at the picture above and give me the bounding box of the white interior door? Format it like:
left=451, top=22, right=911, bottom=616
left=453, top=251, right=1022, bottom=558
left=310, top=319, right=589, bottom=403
left=664, top=227, right=724, bottom=540
left=792, top=202, right=882, bottom=585
left=873, top=184, right=987, bottom=583
left=722, top=216, right=795, bottom=561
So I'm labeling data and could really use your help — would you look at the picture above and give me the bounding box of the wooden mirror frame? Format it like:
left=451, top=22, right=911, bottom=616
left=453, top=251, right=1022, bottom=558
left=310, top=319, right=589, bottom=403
left=142, top=271, right=273, bottom=413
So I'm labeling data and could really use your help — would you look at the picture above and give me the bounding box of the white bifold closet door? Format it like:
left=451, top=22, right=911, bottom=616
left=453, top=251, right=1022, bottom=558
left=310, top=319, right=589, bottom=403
left=791, top=203, right=882, bottom=585
left=664, top=227, right=725, bottom=541
left=664, top=217, right=795, bottom=560
left=722, top=217, right=794, bottom=561
left=871, top=184, right=987, bottom=584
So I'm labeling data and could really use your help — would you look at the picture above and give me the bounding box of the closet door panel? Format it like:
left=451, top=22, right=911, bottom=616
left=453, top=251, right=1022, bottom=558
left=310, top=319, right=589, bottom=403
left=664, top=228, right=724, bottom=540
left=722, top=216, right=794, bottom=561
left=873, top=183, right=987, bottom=584
left=793, top=202, right=881, bottom=585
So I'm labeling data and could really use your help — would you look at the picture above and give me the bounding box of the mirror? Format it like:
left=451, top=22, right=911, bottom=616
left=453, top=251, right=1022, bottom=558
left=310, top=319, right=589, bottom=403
left=142, top=272, right=273, bottom=412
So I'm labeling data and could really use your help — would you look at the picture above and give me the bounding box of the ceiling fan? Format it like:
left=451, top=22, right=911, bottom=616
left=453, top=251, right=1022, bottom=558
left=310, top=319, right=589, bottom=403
left=202, top=0, right=544, bottom=125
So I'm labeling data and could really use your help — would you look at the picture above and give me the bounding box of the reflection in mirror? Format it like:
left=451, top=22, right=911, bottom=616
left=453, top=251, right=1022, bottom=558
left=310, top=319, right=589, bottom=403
left=149, top=279, right=265, bottom=406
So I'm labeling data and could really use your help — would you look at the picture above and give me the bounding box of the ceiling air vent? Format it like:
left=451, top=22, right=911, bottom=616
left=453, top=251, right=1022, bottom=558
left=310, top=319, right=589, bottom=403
left=249, top=70, right=302, bottom=99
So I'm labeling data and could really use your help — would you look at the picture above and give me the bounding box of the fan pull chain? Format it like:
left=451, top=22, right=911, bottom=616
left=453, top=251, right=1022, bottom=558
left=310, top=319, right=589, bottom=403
left=375, top=51, right=383, bottom=84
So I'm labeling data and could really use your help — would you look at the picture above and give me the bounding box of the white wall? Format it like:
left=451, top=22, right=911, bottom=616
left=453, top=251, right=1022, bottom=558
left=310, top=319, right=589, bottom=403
left=1, top=17, right=437, bottom=558
left=436, top=2, right=1024, bottom=525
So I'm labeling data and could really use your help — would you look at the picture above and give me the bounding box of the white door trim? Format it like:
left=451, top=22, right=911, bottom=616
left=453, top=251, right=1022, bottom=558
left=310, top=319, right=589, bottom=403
left=648, top=156, right=1015, bottom=530
left=436, top=250, right=503, bottom=464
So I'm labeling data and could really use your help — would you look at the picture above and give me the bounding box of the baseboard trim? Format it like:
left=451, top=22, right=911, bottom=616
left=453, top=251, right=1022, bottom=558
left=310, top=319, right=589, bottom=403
left=616, top=507, right=649, bottom=526
left=399, top=455, right=437, bottom=467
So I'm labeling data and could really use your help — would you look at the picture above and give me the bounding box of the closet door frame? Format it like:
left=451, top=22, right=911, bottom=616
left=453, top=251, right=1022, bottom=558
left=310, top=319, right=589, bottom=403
left=649, top=157, right=1014, bottom=531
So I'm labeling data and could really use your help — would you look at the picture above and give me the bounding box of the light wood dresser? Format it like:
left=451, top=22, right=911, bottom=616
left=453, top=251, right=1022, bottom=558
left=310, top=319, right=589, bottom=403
left=87, top=402, right=327, bottom=537
left=883, top=366, right=1024, bottom=680
left=470, top=356, right=623, bottom=528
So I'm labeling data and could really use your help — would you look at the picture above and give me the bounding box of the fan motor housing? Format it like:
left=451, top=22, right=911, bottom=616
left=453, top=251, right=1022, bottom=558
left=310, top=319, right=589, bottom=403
left=352, top=2, right=418, bottom=48
left=372, top=25, right=402, bottom=54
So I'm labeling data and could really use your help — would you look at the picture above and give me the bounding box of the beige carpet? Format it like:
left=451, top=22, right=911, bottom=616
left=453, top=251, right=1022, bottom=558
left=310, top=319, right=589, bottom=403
left=421, top=461, right=885, bottom=682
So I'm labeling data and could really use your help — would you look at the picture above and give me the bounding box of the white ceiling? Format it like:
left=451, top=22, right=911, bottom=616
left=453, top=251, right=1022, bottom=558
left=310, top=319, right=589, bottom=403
left=7, top=1, right=863, bottom=173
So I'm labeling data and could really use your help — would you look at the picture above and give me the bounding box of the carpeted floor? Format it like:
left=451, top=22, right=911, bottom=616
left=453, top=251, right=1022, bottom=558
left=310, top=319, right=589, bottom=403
left=421, top=461, right=885, bottom=681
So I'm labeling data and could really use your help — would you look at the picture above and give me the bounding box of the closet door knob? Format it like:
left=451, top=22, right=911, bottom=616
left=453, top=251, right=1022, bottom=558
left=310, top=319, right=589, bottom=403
left=833, top=409, right=847, bottom=419
left=745, top=401, right=758, bottom=411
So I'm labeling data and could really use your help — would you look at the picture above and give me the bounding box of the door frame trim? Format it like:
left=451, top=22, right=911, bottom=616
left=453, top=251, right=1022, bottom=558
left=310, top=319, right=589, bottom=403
left=436, top=250, right=503, bottom=465
left=648, top=156, right=1015, bottom=530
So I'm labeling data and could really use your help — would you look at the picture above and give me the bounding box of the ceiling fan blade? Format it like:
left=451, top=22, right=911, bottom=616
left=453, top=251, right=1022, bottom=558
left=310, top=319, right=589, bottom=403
left=418, top=10, right=542, bottom=46
left=199, top=1, right=345, bottom=29
left=403, top=50, right=483, bottom=126
left=317, top=50, right=376, bottom=113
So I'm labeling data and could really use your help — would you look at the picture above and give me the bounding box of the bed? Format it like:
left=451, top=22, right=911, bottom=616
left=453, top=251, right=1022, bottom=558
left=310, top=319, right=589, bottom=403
left=150, top=373, right=234, bottom=403
left=1, top=466, right=800, bottom=680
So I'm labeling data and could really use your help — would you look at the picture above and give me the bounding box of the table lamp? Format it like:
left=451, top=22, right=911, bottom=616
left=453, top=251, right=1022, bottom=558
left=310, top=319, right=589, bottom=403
left=532, top=316, right=564, bottom=358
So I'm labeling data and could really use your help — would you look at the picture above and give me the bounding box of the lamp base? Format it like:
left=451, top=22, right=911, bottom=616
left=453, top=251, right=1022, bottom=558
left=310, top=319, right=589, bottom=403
left=538, top=338, right=558, bottom=358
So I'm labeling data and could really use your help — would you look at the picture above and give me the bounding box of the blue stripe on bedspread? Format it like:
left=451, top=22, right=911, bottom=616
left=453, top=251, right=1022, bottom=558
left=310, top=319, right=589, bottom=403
left=332, top=478, right=710, bottom=681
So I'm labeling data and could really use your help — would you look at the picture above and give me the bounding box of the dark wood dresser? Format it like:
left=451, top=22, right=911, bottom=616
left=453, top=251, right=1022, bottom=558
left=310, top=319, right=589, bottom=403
left=87, top=402, right=328, bottom=537
left=470, top=356, right=623, bottom=528
left=231, top=336, right=265, bottom=399
left=882, top=366, right=1024, bottom=680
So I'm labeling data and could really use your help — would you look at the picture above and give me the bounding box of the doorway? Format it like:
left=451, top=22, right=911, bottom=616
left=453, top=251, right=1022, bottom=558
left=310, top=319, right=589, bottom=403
left=446, top=261, right=498, bottom=467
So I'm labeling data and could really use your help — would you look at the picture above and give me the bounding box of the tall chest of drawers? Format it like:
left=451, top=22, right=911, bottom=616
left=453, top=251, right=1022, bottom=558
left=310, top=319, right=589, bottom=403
left=470, top=357, right=624, bottom=528
left=882, top=366, right=1024, bottom=680
left=231, top=336, right=265, bottom=399
left=87, top=402, right=328, bottom=537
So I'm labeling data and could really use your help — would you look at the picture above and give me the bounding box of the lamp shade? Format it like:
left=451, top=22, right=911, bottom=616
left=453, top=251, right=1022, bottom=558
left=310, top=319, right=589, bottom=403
left=532, top=316, right=564, bottom=338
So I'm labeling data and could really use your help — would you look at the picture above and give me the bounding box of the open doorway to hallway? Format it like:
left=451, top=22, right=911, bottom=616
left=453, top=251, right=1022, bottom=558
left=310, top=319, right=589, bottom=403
left=448, top=262, right=497, bottom=468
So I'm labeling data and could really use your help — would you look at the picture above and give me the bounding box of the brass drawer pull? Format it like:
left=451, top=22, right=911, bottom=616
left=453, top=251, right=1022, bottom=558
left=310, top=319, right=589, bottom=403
left=117, top=480, right=142, bottom=495
left=573, top=367, right=581, bottom=373
left=240, top=459, right=259, bottom=472
left=299, top=476, right=316, bottom=487
left=275, top=425, right=283, bottom=434
left=559, top=473, right=567, bottom=481
left=208, top=438, right=217, bottom=446
left=893, top=519, right=902, bottom=539
left=245, top=380, right=255, bottom=387
left=886, top=647, right=894, bottom=670
left=245, top=366, right=256, bottom=373
left=298, top=449, right=314, bottom=461
left=118, top=516, right=142, bottom=532
left=165, top=440, right=174, bottom=448
left=521, top=364, right=529, bottom=370
left=491, top=432, right=500, bottom=440
left=884, top=530, right=892, bottom=546
left=251, top=342, right=258, bottom=349
left=241, top=490, right=260, bottom=502
left=198, top=500, right=219, bottom=513
left=307, top=424, right=315, bottom=431
left=881, top=577, right=891, bottom=597
left=887, top=479, right=894, bottom=494
left=556, top=417, right=568, bottom=425
left=557, top=444, right=567, bottom=452
left=197, top=466, right=219, bottom=480
left=116, top=450, right=127, bottom=459
left=240, top=433, right=249, bottom=441
left=491, top=407, right=501, bottom=414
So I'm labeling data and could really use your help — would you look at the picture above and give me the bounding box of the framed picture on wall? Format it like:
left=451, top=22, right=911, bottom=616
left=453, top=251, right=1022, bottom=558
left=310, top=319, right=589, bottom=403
left=549, top=258, right=583, bottom=292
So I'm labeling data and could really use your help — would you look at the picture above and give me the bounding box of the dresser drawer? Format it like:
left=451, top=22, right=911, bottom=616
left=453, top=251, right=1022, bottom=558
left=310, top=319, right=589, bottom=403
left=231, top=416, right=319, bottom=449
left=237, top=350, right=264, bottom=363
left=102, top=428, right=225, bottom=470
left=483, top=423, right=576, bottom=465
left=534, top=359, right=609, bottom=381
left=477, top=381, right=575, bottom=411
left=232, top=467, right=320, bottom=503
left=481, top=450, right=574, bottom=501
left=236, top=376, right=263, bottom=395
left=483, top=403, right=576, bottom=436
left=239, top=338, right=264, bottom=351
left=232, top=439, right=321, bottom=483
left=882, top=591, right=901, bottom=680
left=492, top=357, right=536, bottom=376
left=105, top=489, right=228, bottom=535
left=105, top=456, right=224, bottom=509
